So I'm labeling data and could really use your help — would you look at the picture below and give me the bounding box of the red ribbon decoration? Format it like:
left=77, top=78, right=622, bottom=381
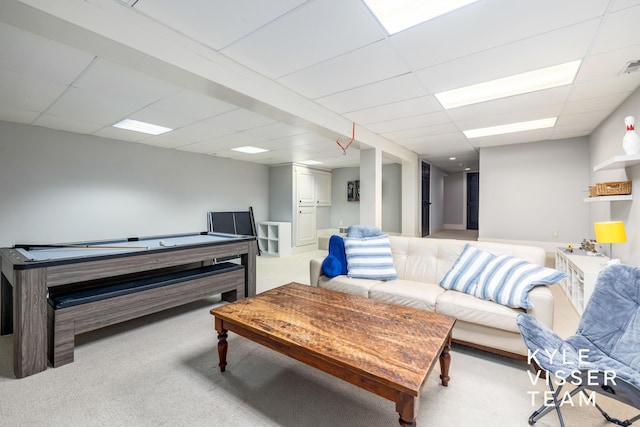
left=336, top=123, right=355, bottom=154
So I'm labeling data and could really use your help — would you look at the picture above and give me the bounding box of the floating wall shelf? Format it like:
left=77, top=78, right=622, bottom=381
left=593, top=153, right=640, bottom=171
left=584, top=195, right=633, bottom=202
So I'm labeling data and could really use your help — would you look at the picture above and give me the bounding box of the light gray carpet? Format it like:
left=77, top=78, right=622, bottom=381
left=0, top=295, right=636, bottom=427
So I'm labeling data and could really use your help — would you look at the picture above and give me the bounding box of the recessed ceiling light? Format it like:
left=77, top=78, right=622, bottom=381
left=463, top=118, right=557, bottom=139
left=112, top=119, right=173, bottom=135
left=435, top=60, right=582, bottom=109
left=449, top=157, right=456, bottom=160
left=363, top=0, right=480, bottom=35
left=231, top=146, right=269, bottom=154
left=299, top=160, right=323, bottom=165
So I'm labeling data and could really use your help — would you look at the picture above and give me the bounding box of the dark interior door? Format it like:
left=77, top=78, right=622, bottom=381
left=467, top=172, right=479, bottom=230
left=421, top=162, right=430, bottom=237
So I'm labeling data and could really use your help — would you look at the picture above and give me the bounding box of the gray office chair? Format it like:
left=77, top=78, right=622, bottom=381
left=517, top=263, right=640, bottom=426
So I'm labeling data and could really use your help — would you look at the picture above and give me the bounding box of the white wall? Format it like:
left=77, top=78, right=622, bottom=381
left=479, top=137, right=591, bottom=249
left=0, top=121, right=269, bottom=246
left=589, top=86, right=640, bottom=266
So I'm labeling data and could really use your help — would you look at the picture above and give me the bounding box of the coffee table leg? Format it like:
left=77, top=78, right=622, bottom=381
left=439, top=333, right=452, bottom=386
left=396, top=394, right=418, bottom=427
left=214, top=317, right=228, bottom=372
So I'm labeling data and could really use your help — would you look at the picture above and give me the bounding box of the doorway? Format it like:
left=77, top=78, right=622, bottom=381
left=421, top=161, right=430, bottom=237
left=467, top=172, right=479, bottom=230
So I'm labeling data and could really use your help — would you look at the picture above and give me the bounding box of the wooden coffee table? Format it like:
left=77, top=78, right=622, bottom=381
left=210, top=283, right=456, bottom=427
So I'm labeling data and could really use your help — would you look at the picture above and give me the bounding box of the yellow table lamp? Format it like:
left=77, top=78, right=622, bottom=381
left=594, top=221, right=626, bottom=261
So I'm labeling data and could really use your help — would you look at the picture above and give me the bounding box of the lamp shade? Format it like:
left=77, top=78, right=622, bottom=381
left=594, top=221, right=627, bottom=244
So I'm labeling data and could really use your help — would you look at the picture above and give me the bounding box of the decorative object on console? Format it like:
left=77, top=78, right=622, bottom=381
left=594, top=220, right=627, bottom=262
left=623, top=116, right=640, bottom=155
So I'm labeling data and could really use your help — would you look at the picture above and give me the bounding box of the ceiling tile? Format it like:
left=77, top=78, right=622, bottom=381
left=0, top=68, right=68, bottom=112
left=390, top=0, right=608, bottom=70
left=149, top=89, right=236, bottom=121
left=33, top=113, right=105, bottom=134
left=414, top=19, right=600, bottom=93
left=367, top=111, right=452, bottom=134
left=134, top=0, right=309, bottom=50
left=72, top=58, right=181, bottom=106
left=277, top=39, right=410, bottom=99
left=591, top=4, right=640, bottom=53
left=45, top=87, right=141, bottom=125
left=141, top=120, right=236, bottom=149
left=316, top=73, right=427, bottom=114
left=0, top=22, right=94, bottom=85
left=345, top=96, right=442, bottom=125
left=220, top=0, right=385, bottom=78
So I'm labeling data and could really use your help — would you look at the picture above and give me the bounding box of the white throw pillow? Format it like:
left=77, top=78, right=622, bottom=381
left=344, top=234, right=398, bottom=280
left=439, top=243, right=495, bottom=295
left=475, top=254, right=566, bottom=309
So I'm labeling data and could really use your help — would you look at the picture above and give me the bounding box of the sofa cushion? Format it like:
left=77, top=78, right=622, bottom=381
left=436, top=290, right=524, bottom=333
left=369, top=280, right=445, bottom=312
left=475, top=254, right=566, bottom=309
left=317, top=275, right=383, bottom=298
left=344, top=234, right=398, bottom=280
left=439, top=243, right=494, bottom=295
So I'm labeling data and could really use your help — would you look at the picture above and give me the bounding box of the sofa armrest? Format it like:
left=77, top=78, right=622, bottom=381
left=526, top=285, right=554, bottom=329
left=310, top=257, right=325, bottom=286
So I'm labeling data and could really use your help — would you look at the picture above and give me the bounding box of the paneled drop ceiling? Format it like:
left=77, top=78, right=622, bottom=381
left=1, top=0, right=640, bottom=172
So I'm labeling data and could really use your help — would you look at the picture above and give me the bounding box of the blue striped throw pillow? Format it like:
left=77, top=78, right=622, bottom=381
left=439, top=244, right=495, bottom=295
left=344, top=235, right=398, bottom=280
left=475, top=254, right=567, bottom=309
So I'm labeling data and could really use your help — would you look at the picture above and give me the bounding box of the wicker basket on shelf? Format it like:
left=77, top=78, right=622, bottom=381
left=594, top=181, right=632, bottom=196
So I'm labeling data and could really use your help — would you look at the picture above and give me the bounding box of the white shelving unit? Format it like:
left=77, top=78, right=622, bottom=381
left=555, top=247, right=608, bottom=314
left=257, top=222, right=291, bottom=257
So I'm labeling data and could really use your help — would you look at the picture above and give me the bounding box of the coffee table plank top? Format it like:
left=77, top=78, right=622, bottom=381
left=210, top=282, right=455, bottom=396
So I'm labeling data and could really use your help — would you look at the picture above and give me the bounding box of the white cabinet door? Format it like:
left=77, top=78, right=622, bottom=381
left=296, top=206, right=316, bottom=246
left=315, top=172, right=331, bottom=206
left=296, top=168, right=315, bottom=206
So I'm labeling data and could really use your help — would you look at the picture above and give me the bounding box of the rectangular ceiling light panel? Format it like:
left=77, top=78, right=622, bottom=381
left=113, top=119, right=173, bottom=135
left=231, top=146, right=269, bottom=154
left=363, top=0, right=480, bottom=35
left=436, top=60, right=582, bottom=109
left=463, top=118, right=557, bottom=138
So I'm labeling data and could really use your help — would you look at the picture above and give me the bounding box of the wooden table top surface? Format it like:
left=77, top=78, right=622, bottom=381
left=210, top=282, right=456, bottom=395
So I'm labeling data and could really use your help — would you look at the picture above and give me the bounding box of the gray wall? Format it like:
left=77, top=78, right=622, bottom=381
left=330, top=164, right=402, bottom=233
left=0, top=121, right=269, bottom=246
left=443, top=172, right=465, bottom=227
left=589, top=86, right=640, bottom=266
left=479, top=137, right=591, bottom=247
left=428, top=164, right=445, bottom=233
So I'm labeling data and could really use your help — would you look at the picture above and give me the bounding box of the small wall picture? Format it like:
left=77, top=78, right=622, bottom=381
left=348, top=180, right=360, bottom=201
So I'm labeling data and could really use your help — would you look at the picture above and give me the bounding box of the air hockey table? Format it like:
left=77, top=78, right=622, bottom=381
left=0, top=231, right=256, bottom=378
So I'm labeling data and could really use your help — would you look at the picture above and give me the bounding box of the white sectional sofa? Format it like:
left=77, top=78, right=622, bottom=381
left=309, top=235, right=557, bottom=359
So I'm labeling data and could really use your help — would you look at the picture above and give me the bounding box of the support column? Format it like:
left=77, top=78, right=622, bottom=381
left=360, top=148, right=382, bottom=228
left=402, top=159, right=419, bottom=237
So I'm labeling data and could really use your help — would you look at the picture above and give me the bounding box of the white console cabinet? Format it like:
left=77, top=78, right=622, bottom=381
left=257, top=222, right=291, bottom=257
left=555, top=247, right=608, bottom=314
